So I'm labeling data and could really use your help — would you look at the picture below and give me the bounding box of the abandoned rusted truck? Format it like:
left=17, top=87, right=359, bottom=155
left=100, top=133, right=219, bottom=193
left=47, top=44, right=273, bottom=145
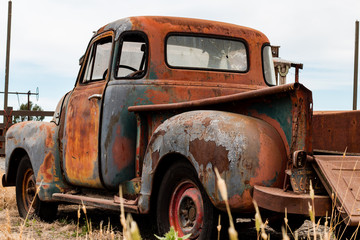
left=2, top=16, right=359, bottom=239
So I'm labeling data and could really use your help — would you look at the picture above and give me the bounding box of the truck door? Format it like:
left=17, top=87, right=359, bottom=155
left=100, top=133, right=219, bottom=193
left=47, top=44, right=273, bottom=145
left=63, top=32, right=113, bottom=188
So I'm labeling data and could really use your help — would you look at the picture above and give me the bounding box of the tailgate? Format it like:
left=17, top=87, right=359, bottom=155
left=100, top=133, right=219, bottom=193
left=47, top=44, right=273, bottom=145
left=314, top=155, right=360, bottom=226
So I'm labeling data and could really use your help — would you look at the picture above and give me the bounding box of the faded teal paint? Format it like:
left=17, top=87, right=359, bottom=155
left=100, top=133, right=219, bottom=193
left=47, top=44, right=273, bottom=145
left=148, top=65, right=158, bottom=80
left=249, top=96, right=293, bottom=148
left=261, top=172, right=279, bottom=187
left=101, top=81, right=167, bottom=189
left=120, top=178, right=141, bottom=196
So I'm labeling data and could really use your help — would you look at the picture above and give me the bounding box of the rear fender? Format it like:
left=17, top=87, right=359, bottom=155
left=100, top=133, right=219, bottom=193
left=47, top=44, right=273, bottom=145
left=5, top=121, right=69, bottom=201
left=138, top=110, right=288, bottom=213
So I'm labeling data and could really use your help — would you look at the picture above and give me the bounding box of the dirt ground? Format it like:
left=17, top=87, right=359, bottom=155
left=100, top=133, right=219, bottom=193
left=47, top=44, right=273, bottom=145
left=0, top=157, right=332, bottom=240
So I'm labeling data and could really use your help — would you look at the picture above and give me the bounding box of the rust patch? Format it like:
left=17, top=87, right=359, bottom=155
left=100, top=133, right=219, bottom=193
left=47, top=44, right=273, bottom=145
left=202, top=117, right=212, bottom=127
left=37, top=152, right=55, bottom=183
left=249, top=121, right=287, bottom=189
left=63, top=80, right=104, bottom=187
left=249, top=110, right=290, bottom=157
left=150, top=130, right=166, bottom=143
left=313, top=111, right=360, bottom=154
left=40, top=124, right=55, bottom=148
left=151, top=150, right=160, bottom=166
left=112, top=126, right=134, bottom=170
left=189, top=139, right=229, bottom=173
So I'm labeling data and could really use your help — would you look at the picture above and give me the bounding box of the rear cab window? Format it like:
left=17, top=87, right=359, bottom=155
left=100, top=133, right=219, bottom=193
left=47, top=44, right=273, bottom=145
left=166, top=35, right=248, bottom=72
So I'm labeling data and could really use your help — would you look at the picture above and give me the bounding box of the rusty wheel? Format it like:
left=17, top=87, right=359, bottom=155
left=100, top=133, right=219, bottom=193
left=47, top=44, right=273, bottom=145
left=21, top=166, right=37, bottom=214
left=156, top=161, right=216, bottom=239
left=16, top=155, right=58, bottom=222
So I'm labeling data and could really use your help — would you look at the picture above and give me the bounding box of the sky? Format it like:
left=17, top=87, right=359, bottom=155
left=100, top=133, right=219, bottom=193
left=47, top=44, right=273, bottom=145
left=0, top=0, right=359, bottom=112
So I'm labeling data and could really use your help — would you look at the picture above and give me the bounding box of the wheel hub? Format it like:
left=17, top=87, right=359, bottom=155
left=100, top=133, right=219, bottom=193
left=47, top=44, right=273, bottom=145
left=189, top=206, right=196, bottom=221
left=22, top=169, right=37, bottom=213
left=169, top=181, right=204, bottom=239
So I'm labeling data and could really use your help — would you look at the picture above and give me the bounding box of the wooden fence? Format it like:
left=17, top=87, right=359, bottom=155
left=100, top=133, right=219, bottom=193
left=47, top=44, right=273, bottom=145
left=0, top=107, right=54, bottom=156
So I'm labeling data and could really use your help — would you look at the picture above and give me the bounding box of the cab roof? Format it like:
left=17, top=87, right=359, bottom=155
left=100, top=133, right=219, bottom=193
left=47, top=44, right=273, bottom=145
left=94, top=16, right=271, bottom=88
left=97, top=16, right=269, bottom=43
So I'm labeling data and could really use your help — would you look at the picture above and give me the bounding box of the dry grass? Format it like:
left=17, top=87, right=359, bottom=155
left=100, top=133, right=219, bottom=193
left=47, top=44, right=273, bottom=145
left=3, top=160, right=358, bottom=240
left=0, top=170, right=123, bottom=240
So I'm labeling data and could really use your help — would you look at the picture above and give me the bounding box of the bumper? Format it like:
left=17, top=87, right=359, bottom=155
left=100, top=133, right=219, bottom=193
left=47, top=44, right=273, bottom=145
left=253, top=185, right=331, bottom=216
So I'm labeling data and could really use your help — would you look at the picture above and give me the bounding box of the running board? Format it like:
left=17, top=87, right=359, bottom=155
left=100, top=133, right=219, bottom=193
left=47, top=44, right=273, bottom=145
left=253, top=185, right=331, bottom=216
left=52, top=193, right=139, bottom=213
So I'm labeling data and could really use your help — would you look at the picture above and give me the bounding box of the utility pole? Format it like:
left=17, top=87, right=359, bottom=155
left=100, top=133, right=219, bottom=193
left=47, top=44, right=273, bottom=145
left=353, top=20, right=359, bottom=110
left=4, top=0, right=12, bottom=111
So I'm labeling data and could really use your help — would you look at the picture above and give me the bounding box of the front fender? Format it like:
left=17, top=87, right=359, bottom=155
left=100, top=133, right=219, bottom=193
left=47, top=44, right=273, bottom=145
left=138, top=110, right=287, bottom=213
left=5, top=121, right=69, bottom=200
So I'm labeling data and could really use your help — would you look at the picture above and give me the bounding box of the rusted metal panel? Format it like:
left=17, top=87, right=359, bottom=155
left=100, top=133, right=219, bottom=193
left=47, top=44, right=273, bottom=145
left=4, top=121, right=70, bottom=200
left=99, top=82, right=256, bottom=189
left=129, top=83, right=312, bottom=214
left=314, top=155, right=360, bottom=226
left=129, top=83, right=313, bottom=159
left=63, top=81, right=105, bottom=188
left=128, top=83, right=301, bottom=112
left=253, top=185, right=331, bottom=216
left=137, top=110, right=288, bottom=214
left=52, top=193, right=139, bottom=213
left=313, top=111, right=360, bottom=154
left=63, top=30, right=114, bottom=188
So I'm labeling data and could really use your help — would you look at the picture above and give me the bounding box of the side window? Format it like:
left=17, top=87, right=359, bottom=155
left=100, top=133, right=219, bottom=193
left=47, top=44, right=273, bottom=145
left=83, top=36, right=112, bottom=82
left=116, top=33, right=147, bottom=78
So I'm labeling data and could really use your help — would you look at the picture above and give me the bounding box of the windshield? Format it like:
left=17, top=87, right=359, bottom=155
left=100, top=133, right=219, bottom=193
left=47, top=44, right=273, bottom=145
left=166, top=35, right=247, bottom=72
left=262, top=45, right=276, bottom=85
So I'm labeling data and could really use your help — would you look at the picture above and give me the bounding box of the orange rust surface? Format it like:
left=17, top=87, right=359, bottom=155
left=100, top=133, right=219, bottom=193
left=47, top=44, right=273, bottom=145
left=189, top=139, right=229, bottom=173
left=250, top=122, right=287, bottom=188
left=313, top=111, right=360, bottom=154
left=112, top=126, right=135, bottom=170
left=37, top=152, right=55, bottom=183
left=249, top=111, right=290, bottom=157
left=39, top=124, right=55, bottom=148
left=64, top=81, right=105, bottom=188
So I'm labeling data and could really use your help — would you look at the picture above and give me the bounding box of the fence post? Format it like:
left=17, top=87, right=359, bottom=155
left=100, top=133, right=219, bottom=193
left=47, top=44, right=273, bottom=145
left=4, top=106, right=13, bottom=131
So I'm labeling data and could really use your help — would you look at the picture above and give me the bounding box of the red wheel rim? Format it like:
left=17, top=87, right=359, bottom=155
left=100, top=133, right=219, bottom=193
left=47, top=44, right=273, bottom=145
left=169, top=181, right=204, bottom=239
left=22, top=168, right=37, bottom=214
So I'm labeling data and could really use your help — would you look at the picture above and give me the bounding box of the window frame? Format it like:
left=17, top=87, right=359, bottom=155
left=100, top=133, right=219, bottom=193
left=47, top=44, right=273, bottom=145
left=78, top=31, right=114, bottom=85
left=165, top=33, right=250, bottom=73
left=114, top=31, right=149, bottom=80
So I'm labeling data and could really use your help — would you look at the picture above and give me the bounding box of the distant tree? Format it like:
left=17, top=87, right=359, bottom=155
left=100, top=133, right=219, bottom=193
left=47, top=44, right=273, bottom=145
left=13, top=101, right=45, bottom=123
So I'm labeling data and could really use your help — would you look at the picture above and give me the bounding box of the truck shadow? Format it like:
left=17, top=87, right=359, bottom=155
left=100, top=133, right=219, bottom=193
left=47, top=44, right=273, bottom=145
left=56, top=205, right=289, bottom=240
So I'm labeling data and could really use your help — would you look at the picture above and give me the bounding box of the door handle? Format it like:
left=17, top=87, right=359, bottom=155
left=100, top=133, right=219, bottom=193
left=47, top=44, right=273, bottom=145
left=88, top=94, right=102, bottom=101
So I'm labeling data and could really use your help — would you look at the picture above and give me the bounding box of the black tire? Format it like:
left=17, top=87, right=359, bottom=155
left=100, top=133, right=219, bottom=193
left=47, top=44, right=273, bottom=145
left=16, top=155, right=58, bottom=222
left=156, top=161, right=216, bottom=240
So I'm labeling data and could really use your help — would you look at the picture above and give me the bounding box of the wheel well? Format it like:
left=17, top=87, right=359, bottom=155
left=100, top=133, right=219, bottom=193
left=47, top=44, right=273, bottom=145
left=149, top=153, right=195, bottom=213
left=5, top=148, right=28, bottom=186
